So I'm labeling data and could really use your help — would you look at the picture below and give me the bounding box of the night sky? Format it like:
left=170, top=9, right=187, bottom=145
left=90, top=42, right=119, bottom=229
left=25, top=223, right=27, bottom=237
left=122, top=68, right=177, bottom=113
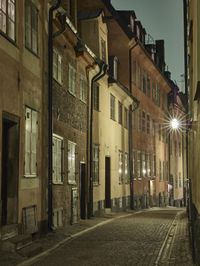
left=111, top=0, right=185, bottom=91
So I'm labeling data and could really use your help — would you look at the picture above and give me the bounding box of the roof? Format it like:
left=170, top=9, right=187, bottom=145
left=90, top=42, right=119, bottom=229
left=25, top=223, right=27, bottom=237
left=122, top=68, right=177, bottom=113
left=78, top=9, right=103, bottom=20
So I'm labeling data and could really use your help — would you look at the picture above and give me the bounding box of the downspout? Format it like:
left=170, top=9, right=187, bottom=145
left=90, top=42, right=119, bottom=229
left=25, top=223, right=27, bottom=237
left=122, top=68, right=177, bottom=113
left=129, top=41, right=139, bottom=210
left=48, top=0, right=61, bottom=231
left=88, top=61, right=107, bottom=218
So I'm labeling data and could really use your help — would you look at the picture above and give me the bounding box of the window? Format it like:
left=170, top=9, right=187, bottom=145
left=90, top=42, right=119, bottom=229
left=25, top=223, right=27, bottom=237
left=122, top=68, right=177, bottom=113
left=147, top=75, right=151, bottom=97
left=101, top=38, right=106, bottom=62
left=68, top=141, right=76, bottom=184
left=53, top=49, right=62, bottom=84
left=110, top=94, right=115, bottom=120
left=53, top=134, right=64, bottom=184
left=25, top=107, right=38, bottom=177
left=147, top=114, right=150, bottom=134
left=178, top=142, right=181, bottom=156
left=68, top=63, right=76, bottom=95
left=175, top=176, right=178, bottom=189
left=142, top=71, right=147, bottom=94
left=113, top=57, right=118, bottom=80
left=141, top=153, right=146, bottom=177
left=142, top=111, right=146, bottom=132
left=124, top=107, right=128, bottom=128
left=138, top=110, right=142, bottom=131
left=132, top=60, right=136, bottom=84
left=0, top=0, right=15, bottom=41
left=159, top=160, right=162, bottom=181
left=119, top=151, right=123, bottom=182
left=153, top=155, right=156, bottom=176
left=124, top=153, right=129, bottom=182
left=133, top=151, right=137, bottom=179
left=25, top=0, right=38, bottom=54
left=179, top=173, right=182, bottom=187
left=80, top=75, right=87, bottom=103
left=146, top=154, right=150, bottom=177
left=93, top=82, right=99, bottom=111
left=53, top=208, right=63, bottom=228
left=118, top=101, right=123, bottom=125
left=137, top=151, right=141, bottom=178
left=93, top=144, right=99, bottom=184
left=152, top=82, right=156, bottom=102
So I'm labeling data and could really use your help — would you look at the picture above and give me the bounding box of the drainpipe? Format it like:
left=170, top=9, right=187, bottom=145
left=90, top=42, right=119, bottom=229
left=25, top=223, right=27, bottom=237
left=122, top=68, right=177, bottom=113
left=88, top=61, right=107, bottom=218
left=48, top=0, right=61, bottom=231
left=129, top=41, right=139, bottom=209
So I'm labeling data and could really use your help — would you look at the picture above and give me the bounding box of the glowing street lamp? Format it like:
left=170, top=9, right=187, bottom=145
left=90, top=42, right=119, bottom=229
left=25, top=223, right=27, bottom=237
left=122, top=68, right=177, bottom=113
left=170, top=118, right=180, bottom=130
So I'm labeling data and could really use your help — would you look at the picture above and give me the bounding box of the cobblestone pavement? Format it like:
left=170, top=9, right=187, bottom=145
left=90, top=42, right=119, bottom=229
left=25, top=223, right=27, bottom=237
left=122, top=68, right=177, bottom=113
left=0, top=208, right=194, bottom=266
left=20, top=208, right=194, bottom=266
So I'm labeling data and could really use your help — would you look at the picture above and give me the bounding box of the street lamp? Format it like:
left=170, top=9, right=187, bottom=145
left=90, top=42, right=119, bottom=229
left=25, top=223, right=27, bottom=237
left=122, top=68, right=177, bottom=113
left=170, top=118, right=180, bottom=130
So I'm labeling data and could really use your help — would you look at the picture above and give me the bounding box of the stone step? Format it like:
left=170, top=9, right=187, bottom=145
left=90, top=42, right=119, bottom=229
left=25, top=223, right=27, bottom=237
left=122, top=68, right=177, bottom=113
left=1, top=224, right=18, bottom=240
left=17, top=242, right=43, bottom=258
left=9, top=234, right=33, bottom=250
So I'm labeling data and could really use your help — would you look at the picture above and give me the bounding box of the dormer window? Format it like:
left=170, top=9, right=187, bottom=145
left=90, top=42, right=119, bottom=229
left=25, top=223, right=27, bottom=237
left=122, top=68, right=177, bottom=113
left=101, top=38, right=107, bottom=63
left=130, top=16, right=134, bottom=32
left=136, top=25, right=140, bottom=39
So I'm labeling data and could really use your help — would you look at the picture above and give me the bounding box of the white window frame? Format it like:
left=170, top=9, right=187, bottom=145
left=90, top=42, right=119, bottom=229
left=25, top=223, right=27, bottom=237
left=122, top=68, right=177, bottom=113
left=80, top=74, right=87, bottom=103
left=68, top=140, right=76, bottom=184
left=53, top=134, right=64, bottom=184
left=53, top=49, right=62, bottom=84
left=68, top=63, right=76, bottom=95
left=24, top=107, right=38, bottom=177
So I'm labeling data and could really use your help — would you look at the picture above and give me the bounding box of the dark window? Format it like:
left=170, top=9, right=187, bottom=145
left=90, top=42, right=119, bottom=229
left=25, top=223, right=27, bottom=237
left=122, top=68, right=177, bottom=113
left=93, top=83, right=99, bottom=111
left=147, top=76, right=151, bottom=97
left=147, top=114, right=150, bottom=134
left=93, top=144, right=99, bottom=184
left=0, top=0, right=16, bottom=41
left=124, top=107, right=128, bottom=128
left=25, top=0, right=38, bottom=54
left=118, top=101, right=122, bottom=125
left=110, top=94, right=115, bottom=120
left=142, top=111, right=146, bottom=132
left=101, top=38, right=106, bottom=62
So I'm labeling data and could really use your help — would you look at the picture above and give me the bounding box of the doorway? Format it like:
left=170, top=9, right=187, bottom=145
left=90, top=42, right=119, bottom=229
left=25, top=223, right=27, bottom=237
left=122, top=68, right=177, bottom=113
left=80, top=162, right=86, bottom=219
left=105, top=157, right=111, bottom=208
left=1, top=113, right=19, bottom=225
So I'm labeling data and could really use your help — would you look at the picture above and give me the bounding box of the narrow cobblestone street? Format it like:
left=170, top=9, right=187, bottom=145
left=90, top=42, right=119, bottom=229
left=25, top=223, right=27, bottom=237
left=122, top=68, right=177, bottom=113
left=18, top=208, right=193, bottom=266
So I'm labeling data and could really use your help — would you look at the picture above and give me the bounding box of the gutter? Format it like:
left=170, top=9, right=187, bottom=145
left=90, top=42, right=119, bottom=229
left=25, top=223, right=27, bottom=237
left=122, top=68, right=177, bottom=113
left=48, top=0, right=62, bottom=231
left=88, top=61, right=107, bottom=218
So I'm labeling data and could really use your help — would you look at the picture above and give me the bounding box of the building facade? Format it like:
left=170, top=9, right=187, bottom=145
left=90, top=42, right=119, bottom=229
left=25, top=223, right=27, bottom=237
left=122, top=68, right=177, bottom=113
left=0, top=0, right=48, bottom=238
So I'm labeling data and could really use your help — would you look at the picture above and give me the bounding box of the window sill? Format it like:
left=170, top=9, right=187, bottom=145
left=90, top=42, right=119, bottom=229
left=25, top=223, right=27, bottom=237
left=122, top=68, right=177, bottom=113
left=53, top=78, right=63, bottom=86
left=68, top=180, right=76, bottom=185
left=93, top=182, right=100, bottom=187
left=23, top=175, right=37, bottom=178
left=25, top=46, right=39, bottom=58
left=53, top=182, right=64, bottom=185
left=0, top=31, right=16, bottom=46
left=68, top=90, right=76, bottom=98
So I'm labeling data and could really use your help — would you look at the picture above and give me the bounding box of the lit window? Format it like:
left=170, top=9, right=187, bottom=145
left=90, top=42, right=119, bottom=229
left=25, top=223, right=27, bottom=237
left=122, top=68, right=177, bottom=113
left=53, top=134, right=64, bottom=184
left=25, top=0, right=38, bottom=54
left=53, top=49, right=62, bottom=84
left=124, top=153, right=129, bottom=182
left=0, top=0, right=15, bottom=41
left=93, top=144, right=99, bottom=184
left=68, top=63, right=76, bottom=95
left=119, top=151, right=123, bottom=183
left=25, top=107, right=38, bottom=177
left=68, top=141, right=76, bottom=184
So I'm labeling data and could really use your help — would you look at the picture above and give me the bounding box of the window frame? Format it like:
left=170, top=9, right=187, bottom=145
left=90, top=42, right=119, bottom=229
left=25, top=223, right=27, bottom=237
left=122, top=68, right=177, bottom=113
left=68, top=140, right=76, bottom=185
left=25, top=0, right=39, bottom=55
left=53, top=49, right=62, bottom=84
left=0, top=0, right=16, bottom=42
left=24, top=106, right=38, bottom=178
left=118, top=101, right=123, bottom=125
left=53, top=134, right=64, bottom=185
left=93, top=144, right=100, bottom=184
left=79, top=74, right=87, bottom=103
left=68, top=63, right=76, bottom=95
left=110, top=94, right=116, bottom=121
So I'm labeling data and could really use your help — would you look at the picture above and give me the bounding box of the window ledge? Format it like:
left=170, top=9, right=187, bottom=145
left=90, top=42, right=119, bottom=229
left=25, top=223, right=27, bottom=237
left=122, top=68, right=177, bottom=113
left=24, top=175, right=37, bottom=178
left=53, top=182, right=64, bottom=185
